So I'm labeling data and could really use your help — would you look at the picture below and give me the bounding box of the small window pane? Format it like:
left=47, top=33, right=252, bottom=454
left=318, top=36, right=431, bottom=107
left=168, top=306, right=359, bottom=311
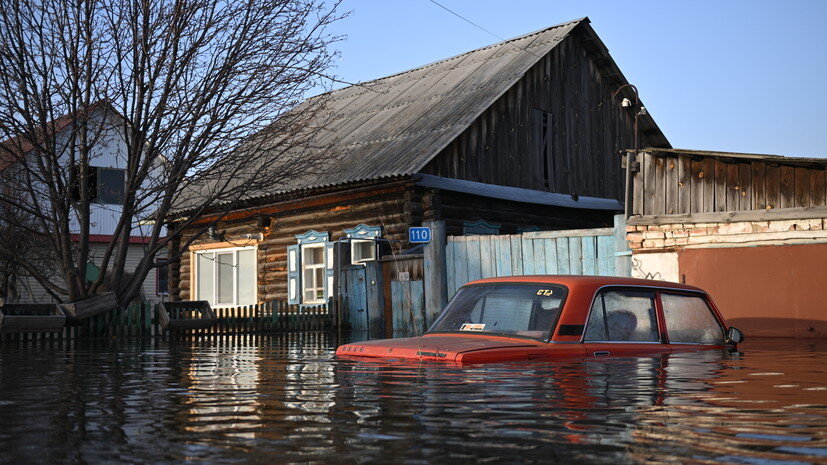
left=584, top=290, right=659, bottom=342
left=237, top=249, right=255, bottom=305
left=97, top=168, right=125, bottom=204
left=315, top=268, right=324, bottom=299
left=304, top=246, right=324, bottom=265
left=196, top=252, right=214, bottom=301
left=216, top=252, right=234, bottom=304
left=352, top=240, right=375, bottom=264
left=662, top=294, right=724, bottom=344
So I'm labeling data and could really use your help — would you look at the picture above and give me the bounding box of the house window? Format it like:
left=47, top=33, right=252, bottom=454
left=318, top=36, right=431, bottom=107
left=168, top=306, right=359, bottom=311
left=288, top=230, right=334, bottom=305
left=351, top=240, right=376, bottom=264
left=194, top=246, right=256, bottom=307
left=70, top=166, right=126, bottom=204
left=302, top=244, right=326, bottom=303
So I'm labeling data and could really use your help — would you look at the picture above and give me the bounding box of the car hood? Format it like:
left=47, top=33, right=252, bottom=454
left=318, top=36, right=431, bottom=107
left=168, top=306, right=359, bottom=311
left=336, top=335, right=541, bottom=363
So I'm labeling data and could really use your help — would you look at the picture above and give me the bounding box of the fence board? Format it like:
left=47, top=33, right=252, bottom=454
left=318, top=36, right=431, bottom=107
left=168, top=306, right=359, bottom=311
left=509, top=236, right=523, bottom=275
left=521, top=237, right=535, bottom=274
left=465, top=239, right=482, bottom=283
left=494, top=236, right=512, bottom=277
left=532, top=239, right=547, bottom=274
left=446, top=240, right=457, bottom=297
left=597, top=235, right=615, bottom=276
left=479, top=236, right=495, bottom=278
left=581, top=236, right=596, bottom=275
left=568, top=237, right=583, bottom=274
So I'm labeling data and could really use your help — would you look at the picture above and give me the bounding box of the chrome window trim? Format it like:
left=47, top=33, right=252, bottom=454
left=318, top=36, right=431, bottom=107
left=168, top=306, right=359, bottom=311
left=580, top=340, right=664, bottom=344
left=579, top=285, right=705, bottom=344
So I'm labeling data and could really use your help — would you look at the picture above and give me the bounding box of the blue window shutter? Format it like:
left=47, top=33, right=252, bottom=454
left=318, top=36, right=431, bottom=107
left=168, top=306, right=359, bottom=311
left=463, top=220, right=500, bottom=235
left=287, top=244, right=301, bottom=305
left=324, top=242, right=335, bottom=301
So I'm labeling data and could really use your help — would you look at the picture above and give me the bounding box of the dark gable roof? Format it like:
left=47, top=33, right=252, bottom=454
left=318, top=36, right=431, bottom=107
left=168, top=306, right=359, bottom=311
left=179, top=17, right=669, bottom=212
left=292, top=18, right=585, bottom=186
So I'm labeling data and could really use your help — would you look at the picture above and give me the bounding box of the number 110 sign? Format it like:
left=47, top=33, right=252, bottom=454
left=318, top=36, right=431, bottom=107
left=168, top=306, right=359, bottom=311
left=408, top=226, right=431, bottom=244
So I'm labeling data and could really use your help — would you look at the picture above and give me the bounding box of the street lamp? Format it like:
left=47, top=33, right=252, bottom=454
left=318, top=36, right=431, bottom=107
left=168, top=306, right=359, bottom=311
left=612, top=84, right=646, bottom=218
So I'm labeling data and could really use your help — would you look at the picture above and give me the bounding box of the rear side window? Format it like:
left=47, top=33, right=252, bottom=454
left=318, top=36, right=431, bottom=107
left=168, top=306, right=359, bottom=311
left=584, top=290, right=659, bottom=342
left=661, top=294, right=724, bottom=344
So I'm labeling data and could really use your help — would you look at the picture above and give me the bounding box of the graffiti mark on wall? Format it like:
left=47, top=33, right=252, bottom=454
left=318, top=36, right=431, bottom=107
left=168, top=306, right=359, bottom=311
left=631, top=256, right=663, bottom=281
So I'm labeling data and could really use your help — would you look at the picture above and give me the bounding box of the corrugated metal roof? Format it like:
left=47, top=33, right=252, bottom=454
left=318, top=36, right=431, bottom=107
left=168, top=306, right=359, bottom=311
left=176, top=17, right=667, bottom=212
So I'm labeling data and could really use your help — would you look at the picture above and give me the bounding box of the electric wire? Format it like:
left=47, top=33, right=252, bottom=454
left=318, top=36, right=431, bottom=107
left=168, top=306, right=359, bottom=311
left=426, top=0, right=544, bottom=59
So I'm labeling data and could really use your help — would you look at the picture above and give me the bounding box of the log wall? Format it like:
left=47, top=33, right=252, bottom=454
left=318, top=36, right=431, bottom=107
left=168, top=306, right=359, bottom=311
left=173, top=182, right=417, bottom=302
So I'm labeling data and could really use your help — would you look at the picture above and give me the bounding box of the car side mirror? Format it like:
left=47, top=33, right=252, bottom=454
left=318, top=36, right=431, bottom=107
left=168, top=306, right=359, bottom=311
left=726, top=326, right=744, bottom=344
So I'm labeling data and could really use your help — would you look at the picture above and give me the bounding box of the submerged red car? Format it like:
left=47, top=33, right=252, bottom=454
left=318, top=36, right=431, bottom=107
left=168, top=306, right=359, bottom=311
left=336, top=276, right=744, bottom=364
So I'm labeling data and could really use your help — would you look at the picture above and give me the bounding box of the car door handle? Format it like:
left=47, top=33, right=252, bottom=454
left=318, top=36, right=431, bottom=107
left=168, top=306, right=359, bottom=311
left=593, top=351, right=610, bottom=357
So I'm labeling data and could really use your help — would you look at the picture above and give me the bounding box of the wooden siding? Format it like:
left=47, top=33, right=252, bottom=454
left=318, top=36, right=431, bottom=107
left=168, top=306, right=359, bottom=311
left=421, top=32, right=661, bottom=200
left=633, top=151, right=827, bottom=217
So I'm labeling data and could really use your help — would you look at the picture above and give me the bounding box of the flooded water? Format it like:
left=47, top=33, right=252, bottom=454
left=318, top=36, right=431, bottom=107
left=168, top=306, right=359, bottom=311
left=0, top=334, right=825, bottom=464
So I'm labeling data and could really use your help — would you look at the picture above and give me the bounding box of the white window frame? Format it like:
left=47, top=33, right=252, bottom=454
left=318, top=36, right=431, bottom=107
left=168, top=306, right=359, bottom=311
left=301, top=243, right=327, bottom=304
left=193, top=245, right=257, bottom=308
left=350, top=239, right=376, bottom=265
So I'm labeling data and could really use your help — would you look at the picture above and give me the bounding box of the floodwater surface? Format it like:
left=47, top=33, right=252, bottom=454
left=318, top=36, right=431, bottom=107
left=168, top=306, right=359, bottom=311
left=0, top=334, right=826, bottom=464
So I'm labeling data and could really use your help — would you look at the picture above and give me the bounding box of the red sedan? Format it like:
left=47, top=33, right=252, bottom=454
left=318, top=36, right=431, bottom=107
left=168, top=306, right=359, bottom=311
left=336, top=276, right=744, bottom=364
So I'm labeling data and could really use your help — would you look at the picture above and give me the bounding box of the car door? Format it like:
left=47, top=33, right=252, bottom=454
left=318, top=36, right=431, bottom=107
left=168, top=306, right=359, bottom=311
left=582, top=288, right=671, bottom=357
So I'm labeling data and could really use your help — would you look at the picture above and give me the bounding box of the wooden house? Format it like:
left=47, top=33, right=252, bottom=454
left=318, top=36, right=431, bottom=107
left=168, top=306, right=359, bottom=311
left=627, top=148, right=827, bottom=337
left=168, top=17, right=670, bottom=309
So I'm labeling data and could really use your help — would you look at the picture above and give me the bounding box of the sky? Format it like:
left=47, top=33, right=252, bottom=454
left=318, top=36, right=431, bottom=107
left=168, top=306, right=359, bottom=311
left=319, top=0, right=827, bottom=157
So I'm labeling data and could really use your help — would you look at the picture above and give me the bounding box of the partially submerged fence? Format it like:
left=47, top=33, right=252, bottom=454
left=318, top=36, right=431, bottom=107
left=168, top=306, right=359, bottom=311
left=445, top=228, right=622, bottom=297
left=0, top=300, right=331, bottom=343
left=390, top=216, right=632, bottom=335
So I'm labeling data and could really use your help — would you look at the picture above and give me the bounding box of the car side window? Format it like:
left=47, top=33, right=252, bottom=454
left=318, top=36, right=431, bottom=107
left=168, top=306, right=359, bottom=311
left=661, top=293, right=725, bottom=344
left=584, top=290, right=659, bottom=342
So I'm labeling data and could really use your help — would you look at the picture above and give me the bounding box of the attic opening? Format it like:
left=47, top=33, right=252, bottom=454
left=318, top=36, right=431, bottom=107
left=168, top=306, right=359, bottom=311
left=534, top=109, right=553, bottom=190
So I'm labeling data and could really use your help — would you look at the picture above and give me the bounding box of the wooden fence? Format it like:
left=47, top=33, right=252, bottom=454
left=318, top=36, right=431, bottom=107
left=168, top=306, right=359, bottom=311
left=445, top=228, right=623, bottom=298
left=0, top=300, right=331, bottom=344
left=387, top=217, right=631, bottom=336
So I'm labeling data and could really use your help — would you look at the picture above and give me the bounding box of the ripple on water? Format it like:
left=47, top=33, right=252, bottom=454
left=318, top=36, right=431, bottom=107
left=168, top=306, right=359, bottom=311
left=0, top=336, right=825, bottom=464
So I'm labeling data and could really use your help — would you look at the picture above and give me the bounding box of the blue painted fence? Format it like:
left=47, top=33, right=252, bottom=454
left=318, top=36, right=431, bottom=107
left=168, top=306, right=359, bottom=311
left=446, top=227, right=628, bottom=298
left=389, top=217, right=630, bottom=336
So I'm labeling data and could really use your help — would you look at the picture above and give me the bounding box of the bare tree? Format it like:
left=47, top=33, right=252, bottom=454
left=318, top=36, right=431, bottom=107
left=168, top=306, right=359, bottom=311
left=0, top=0, right=342, bottom=305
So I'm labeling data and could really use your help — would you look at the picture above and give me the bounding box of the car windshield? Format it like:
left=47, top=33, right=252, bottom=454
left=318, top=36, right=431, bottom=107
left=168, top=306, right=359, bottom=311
left=427, top=284, right=567, bottom=341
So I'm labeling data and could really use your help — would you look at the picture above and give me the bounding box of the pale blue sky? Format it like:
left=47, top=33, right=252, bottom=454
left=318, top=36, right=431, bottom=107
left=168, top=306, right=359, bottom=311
left=320, top=0, right=827, bottom=157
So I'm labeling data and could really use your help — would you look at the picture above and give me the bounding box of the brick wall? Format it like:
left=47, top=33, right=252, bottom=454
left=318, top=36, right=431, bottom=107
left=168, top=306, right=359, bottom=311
left=627, top=218, right=827, bottom=251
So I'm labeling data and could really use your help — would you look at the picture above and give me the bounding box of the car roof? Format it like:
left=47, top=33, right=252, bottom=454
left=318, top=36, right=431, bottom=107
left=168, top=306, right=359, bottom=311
left=465, top=275, right=704, bottom=293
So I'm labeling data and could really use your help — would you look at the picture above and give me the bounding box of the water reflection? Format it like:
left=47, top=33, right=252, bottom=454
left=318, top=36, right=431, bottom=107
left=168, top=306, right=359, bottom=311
left=0, top=336, right=825, bottom=464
